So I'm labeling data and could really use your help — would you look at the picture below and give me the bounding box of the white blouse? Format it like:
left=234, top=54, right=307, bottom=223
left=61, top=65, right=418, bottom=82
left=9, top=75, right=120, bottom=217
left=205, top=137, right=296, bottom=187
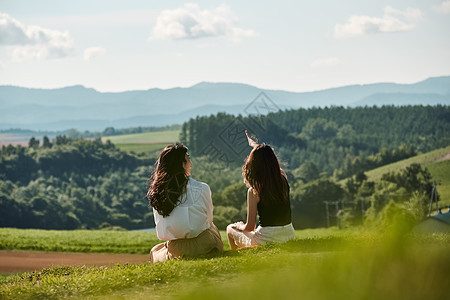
left=153, top=178, right=213, bottom=240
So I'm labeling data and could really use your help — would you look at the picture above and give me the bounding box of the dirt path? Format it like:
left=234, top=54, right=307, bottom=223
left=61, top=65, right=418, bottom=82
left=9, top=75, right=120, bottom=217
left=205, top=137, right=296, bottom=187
left=437, top=152, right=450, bottom=162
left=0, top=251, right=149, bottom=273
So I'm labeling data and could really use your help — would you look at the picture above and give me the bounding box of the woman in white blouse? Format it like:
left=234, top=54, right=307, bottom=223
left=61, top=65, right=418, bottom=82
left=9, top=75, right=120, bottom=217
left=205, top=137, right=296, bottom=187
left=147, top=143, right=223, bottom=263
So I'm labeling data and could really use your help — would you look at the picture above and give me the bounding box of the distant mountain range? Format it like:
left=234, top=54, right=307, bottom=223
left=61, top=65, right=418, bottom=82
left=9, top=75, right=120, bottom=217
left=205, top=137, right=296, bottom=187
left=1, top=76, right=449, bottom=131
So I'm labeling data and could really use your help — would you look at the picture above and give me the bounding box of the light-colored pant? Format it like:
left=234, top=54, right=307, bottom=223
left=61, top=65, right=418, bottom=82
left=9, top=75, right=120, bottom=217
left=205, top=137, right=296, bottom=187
left=150, top=223, right=223, bottom=263
left=227, top=223, right=295, bottom=249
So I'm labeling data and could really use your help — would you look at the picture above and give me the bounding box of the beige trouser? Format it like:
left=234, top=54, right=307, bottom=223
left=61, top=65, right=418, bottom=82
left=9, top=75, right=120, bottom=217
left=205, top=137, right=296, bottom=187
left=150, top=224, right=223, bottom=263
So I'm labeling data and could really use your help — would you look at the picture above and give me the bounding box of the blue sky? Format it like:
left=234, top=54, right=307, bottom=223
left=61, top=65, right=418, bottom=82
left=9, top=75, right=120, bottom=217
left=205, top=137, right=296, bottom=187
left=0, top=0, right=449, bottom=92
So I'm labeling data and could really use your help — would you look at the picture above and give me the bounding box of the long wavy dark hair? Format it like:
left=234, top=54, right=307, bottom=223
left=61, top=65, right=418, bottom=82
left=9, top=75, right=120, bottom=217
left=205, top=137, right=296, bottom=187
left=242, top=144, right=289, bottom=204
left=146, top=143, right=189, bottom=217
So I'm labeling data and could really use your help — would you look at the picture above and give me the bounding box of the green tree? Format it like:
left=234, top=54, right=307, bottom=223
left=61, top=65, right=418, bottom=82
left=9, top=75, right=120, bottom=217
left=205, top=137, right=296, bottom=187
left=213, top=206, right=241, bottom=230
left=103, top=127, right=116, bottom=136
left=404, top=191, right=429, bottom=223
left=28, top=137, right=40, bottom=149
left=302, top=118, right=338, bottom=140
left=381, top=163, right=433, bottom=196
left=220, top=182, right=247, bottom=209
left=42, top=136, right=52, bottom=148
left=291, top=178, right=344, bottom=229
left=293, top=161, right=320, bottom=183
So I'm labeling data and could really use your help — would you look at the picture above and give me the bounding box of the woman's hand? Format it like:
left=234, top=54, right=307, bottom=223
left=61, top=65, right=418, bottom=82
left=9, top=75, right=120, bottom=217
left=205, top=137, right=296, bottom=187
left=231, top=221, right=245, bottom=231
left=245, top=130, right=259, bottom=148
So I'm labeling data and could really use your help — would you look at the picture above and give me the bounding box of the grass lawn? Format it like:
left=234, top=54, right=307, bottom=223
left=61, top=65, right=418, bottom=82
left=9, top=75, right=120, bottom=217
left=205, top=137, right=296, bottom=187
left=0, top=228, right=161, bottom=254
left=0, top=228, right=449, bottom=299
left=0, top=227, right=351, bottom=254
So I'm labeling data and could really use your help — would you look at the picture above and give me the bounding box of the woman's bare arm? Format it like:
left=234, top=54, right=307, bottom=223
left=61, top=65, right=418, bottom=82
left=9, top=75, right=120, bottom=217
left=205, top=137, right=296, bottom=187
left=238, top=187, right=259, bottom=232
left=245, top=130, right=259, bottom=148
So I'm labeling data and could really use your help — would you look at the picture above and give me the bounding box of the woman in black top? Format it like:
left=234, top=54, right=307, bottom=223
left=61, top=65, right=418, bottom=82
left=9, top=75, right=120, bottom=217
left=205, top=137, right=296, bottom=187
left=226, top=131, right=295, bottom=250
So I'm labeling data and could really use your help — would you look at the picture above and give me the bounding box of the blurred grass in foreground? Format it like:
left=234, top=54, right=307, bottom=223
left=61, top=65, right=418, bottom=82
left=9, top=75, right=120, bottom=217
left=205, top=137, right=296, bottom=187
left=0, top=226, right=449, bottom=300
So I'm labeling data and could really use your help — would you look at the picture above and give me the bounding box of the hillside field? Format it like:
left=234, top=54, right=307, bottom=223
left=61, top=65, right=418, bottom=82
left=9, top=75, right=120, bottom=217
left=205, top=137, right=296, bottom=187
left=113, top=143, right=170, bottom=156
left=361, top=146, right=450, bottom=206
left=101, top=130, right=180, bottom=144
left=364, top=146, right=450, bottom=181
left=101, top=130, right=180, bottom=157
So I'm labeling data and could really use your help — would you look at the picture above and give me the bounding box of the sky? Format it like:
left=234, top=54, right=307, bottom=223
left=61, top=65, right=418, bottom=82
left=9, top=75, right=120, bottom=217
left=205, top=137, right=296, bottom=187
left=0, top=0, right=449, bottom=93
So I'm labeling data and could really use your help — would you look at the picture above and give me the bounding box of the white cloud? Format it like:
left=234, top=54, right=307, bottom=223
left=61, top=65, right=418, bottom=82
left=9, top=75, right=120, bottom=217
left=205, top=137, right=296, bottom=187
left=0, top=12, right=74, bottom=61
left=0, top=60, right=3, bottom=70
left=310, top=57, right=341, bottom=68
left=334, top=6, right=422, bottom=39
left=150, top=3, right=257, bottom=42
left=433, top=1, right=450, bottom=14
left=83, top=47, right=106, bottom=61
left=384, top=6, right=422, bottom=22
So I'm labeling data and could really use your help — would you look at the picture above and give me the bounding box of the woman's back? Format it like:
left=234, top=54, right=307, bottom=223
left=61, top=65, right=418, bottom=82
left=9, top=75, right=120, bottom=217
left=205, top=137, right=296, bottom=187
left=153, top=178, right=213, bottom=240
left=257, top=196, right=291, bottom=227
left=257, top=176, right=291, bottom=226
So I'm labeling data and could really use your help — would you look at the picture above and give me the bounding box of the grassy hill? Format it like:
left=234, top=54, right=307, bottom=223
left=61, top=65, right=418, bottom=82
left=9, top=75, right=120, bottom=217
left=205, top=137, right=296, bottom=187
left=102, top=130, right=180, bottom=158
left=362, top=146, right=450, bottom=206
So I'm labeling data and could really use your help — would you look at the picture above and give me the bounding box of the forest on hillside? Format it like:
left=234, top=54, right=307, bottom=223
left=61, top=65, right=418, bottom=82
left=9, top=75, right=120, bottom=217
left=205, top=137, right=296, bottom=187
left=1, top=105, right=449, bottom=230
left=180, top=105, right=449, bottom=174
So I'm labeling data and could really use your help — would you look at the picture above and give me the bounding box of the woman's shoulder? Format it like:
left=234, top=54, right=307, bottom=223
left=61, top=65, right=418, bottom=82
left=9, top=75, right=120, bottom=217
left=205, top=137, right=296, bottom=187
left=248, top=186, right=259, bottom=195
left=188, top=178, right=210, bottom=191
left=247, top=186, right=260, bottom=202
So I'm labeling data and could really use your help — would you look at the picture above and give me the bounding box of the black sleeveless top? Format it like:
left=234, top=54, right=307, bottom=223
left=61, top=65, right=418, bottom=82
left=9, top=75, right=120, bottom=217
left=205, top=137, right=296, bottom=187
left=257, top=182, right=292, bottom=227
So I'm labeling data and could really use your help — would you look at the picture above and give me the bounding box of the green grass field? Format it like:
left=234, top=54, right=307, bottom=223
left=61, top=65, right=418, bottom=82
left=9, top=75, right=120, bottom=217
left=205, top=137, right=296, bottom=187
left=427, top=160, right=450, bottom=205
left=101, top=130, right=180, bottom=158
left=341, top=146, right=450, bottom=206
left=0, top=227, right=351, bottom=254
left=0, top=228, right=160, bottom=254
left=101, top=130, right=180, bottom=144
left=364, top=146, right=450, bottom=182
left=0, top=228, right=448, bottom=299
left=113, top=143, right=169, bottom=155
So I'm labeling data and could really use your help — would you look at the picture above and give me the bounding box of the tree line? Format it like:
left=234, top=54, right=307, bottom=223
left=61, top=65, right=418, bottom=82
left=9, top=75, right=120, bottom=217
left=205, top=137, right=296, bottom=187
left=180, top=105, right=449, bottom=175
left=0, top=137, right=155, bottom=229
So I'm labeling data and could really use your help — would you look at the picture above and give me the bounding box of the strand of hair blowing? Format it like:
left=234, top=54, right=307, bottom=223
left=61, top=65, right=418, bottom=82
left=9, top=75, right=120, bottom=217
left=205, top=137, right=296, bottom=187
left=147, top=144, right=188, bottom=217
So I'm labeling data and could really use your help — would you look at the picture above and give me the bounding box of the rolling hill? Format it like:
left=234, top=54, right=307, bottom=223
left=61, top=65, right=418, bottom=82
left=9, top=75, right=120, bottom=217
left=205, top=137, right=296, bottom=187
left=362, top=146, right=450, bottom=206
left=1, top=76, right=449, bottom=131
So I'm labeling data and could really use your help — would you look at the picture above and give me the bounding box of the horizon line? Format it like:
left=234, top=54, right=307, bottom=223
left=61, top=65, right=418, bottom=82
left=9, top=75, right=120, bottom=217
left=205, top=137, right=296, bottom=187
left=1, top=74, right=449, bottom=94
